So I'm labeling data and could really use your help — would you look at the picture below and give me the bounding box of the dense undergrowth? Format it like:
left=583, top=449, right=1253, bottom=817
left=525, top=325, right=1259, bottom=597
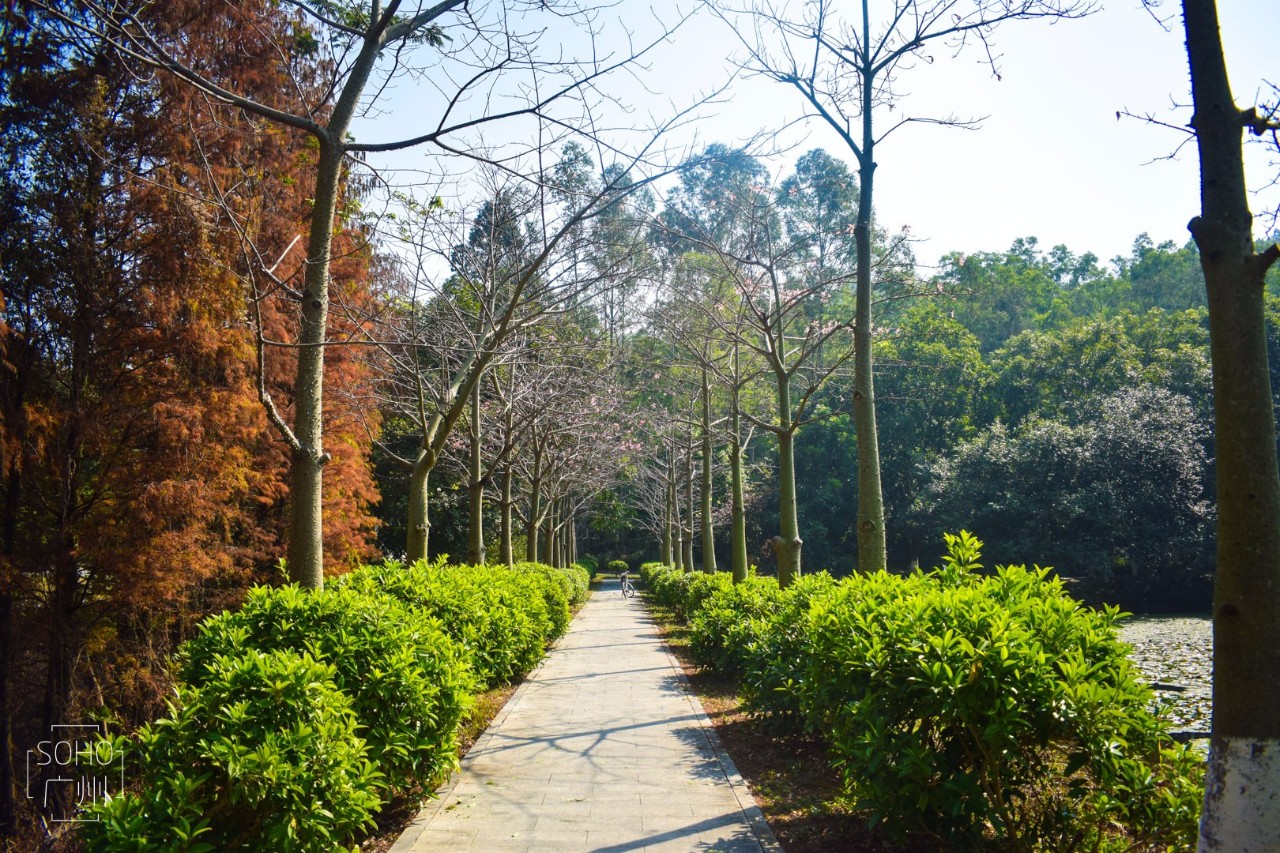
left=77, top=559, right=589, bottom=852
left=642, top=533, right=1204, bottom=851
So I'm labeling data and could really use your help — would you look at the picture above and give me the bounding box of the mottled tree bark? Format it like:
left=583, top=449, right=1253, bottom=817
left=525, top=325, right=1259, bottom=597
left=1181, top=1, right=1280, bottom=847
left=285, top=143, right=341, bottom=589
left=407, top=450, right=433, bottom=563
left=774, top=372, right=802, bottom=587
left=466, top=385, right=485, bottom=564
left=700, top=368, right=717, bottom=573
left=730, top=348, right=749, bottom=583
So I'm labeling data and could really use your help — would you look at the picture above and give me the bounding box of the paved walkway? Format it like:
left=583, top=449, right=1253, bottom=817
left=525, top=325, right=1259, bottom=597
left=391, top=578, right=781, bottom=853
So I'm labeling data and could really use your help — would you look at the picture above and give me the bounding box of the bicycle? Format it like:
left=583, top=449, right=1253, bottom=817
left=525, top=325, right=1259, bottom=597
left=620, top=571, right=636, bottom=598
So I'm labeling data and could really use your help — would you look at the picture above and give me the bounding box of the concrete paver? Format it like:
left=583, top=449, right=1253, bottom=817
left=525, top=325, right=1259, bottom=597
left=390, top=578, right=780, bottom=853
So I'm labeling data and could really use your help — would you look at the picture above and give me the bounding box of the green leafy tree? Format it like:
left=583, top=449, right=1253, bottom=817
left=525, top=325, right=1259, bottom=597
left=875, top=302, right=995, bottom=564
left=1116, top=234, right=1207, bottom=312
left=911, top=386, right=1214, bottom=607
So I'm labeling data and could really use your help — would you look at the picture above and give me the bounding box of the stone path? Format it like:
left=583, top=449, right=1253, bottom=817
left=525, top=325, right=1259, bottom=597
left=390, top=578, right=781, bottom=853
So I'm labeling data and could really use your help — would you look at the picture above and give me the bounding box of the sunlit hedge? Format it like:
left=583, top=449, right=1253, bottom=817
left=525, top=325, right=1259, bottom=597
left=81, top=559, right=581, bottom=850
left=669, top=534, right=1203, bottom=850
left=80, top=650, right=381, bottom=852
left=178, top=584, right=472, bottom=795
left=336, top=558, right=570, bottom=688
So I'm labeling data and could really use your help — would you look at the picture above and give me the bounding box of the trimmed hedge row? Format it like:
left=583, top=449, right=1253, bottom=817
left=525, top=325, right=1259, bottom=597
left=648, top=534, right=1204, bottom=850
left=80, top=560, right=583, bottom=852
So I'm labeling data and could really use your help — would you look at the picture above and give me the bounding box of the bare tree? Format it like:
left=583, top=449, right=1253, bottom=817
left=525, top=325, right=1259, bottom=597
left=376, top=150, right=679, bottom=562
left=509, top=353, right=628, bottom=565
left=39, top=0, right=690, bottom=586
left=1173, top=0, right=1280, bottom=846
left=658, top=179, right=858, bottom=586
left=710, top=0, right=1093, bottom=571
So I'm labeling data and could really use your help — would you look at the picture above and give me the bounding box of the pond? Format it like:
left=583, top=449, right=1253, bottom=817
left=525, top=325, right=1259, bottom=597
left=1117, top=614, right=1212, bottom=735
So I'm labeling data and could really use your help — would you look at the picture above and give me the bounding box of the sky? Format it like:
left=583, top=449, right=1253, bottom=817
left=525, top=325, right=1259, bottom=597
left=354, top=0, right=1279, bottom=274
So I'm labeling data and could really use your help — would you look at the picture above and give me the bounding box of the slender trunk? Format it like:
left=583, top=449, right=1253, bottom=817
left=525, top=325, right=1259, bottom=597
left=44, top=456, right=79, bottom=820
left=1182, top=1, right=1280, bottom=847
left=852, top=161, right=886, bottom=570
left=558, top=502, right=569, bottom=567
left=406, top=450, right=432, bottom=563
left=849, top=0, right=886, bottom=574
left=661, top=476, right=673, bottom=565
left=466, top=385, right=485, bottom=565
left=542, top=499, right=556, bottom=566
left=287, top=140, right=345, bottom=590
left=568, top=512, right=577, bottom=566
left=500, top=466, right=514, bottom=567
left=730, top=348, right=748, bottom=583
left=526, top=447, right=542, bottom=562
left=672, top=455, right=685, bottom=572
left=775, top=371, right=802, bottom=587
left=700, top=368, right=717, bottom=574
left=662, top=442, right=675, bottom=565
left=683, top=423, right=695, bottom=572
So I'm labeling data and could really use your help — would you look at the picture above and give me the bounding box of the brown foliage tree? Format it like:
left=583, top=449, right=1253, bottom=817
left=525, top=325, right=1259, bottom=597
left=0, top=0, right=380, bottom=834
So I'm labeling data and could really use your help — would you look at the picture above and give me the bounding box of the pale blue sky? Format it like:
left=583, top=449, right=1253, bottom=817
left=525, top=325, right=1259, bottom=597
left=356, top=1, right=1278, bottom=272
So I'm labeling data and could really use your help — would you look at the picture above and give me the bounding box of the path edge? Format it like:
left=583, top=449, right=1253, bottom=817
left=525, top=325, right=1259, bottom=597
left=388, top=597, right=582, bottom=853
left=645, top=607, right=785, bottom=853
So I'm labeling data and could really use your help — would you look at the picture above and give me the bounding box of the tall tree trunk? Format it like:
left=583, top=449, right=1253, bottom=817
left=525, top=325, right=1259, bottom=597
left=730, top=353, right=749, bottom=583
left=683, top=424, right=695, bottom=572
left=466, top=385, right=485, bottom=565
left=500, top=466, right=514, bottom=567
left=559, top=501, right=569, bottom=567
left=1182, top=1, right=1280, bottom=847
left=286, top=140, right=346, bottom=590
left=672, top=458, right=685, bottom=572
left=542, top=500, right=556, bottom=566
left=662, top=442, right=675, bottom=565
left=661, top=476, right=674, bottom=565
left=406, top=451, right=432, bottom=563
left=700, top=368, right=717, bottom=574
left=526, top=446, right=542, bottom=562
left=775, top=373, right=802, bottom=587
left=851, top=0, right=886, bottom=574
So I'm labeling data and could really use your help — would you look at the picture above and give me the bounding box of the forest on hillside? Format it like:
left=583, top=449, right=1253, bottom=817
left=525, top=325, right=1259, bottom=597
left=3, top=0, right=1279, bottom=844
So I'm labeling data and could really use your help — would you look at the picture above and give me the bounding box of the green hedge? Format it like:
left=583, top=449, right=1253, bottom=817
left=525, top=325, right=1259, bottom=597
left=81, top=559, right=576, bottom=849
left=337, top=559, right=563, bottom=688
left=80, top=650, right=381, bottom=852
left=679, top=533, right=1204, bottom=850
left=178, top=584, right=472, bottom=794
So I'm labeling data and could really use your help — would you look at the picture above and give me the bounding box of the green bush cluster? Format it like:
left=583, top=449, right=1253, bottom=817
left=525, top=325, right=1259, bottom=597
left=81, top=559, right=577, bottom=851
left=178, top=584, right=472, bottom=795
left=575, top=555, right=599, bottom=578
left=80, top=650, right=381, bottom=852
left=674, top=534, right=1204, bottom=850
left=337, top=558, right=576, bottom=688
left=639, top=564, right=732, bottom=621
left=607, top=558, right=629, bottom=574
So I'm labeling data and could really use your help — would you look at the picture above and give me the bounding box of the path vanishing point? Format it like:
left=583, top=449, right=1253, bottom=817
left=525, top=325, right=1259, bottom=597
left=390, top=577, right=781, bottom=853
